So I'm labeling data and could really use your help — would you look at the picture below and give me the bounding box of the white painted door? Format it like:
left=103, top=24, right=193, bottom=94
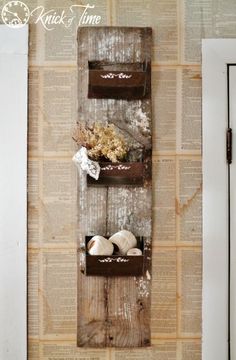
left=203, top=40, right=236, bottom=360
left=0, top=25, right=28, bottom=360
left=229, top=65, right=236, bottom=360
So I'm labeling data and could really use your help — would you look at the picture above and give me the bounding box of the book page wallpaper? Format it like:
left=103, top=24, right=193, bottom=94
left=1, top=0, right=235, bottom=358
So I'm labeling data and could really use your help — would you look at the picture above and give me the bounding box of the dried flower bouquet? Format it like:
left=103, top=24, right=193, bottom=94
left=72, top=122, right=128, bottom=163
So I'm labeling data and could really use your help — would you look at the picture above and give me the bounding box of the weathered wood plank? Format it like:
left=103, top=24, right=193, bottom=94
left=77, top=169, right=108, bottom=347
left=77, top=27, right=152, bottom=348
left=106, top=188, right=152, bottom=347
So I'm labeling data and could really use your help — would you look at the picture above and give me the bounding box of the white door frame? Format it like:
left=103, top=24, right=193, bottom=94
left=202, top=39, right=236, bottom=360
left=0, top=25, right=28, bottom=360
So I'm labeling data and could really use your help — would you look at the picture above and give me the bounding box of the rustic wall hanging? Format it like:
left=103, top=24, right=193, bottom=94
left=76, top=26, right=152, bottom=348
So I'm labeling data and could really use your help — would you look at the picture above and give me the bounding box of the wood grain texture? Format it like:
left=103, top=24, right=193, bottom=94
left=77, top=27, right=152, bottom=348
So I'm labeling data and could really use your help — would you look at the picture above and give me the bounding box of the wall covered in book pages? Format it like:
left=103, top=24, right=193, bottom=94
left=5, top=0, right=236, bottom=358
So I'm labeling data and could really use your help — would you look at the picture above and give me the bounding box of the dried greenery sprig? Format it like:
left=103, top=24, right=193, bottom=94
left=72, top=122, right=128, bottom=163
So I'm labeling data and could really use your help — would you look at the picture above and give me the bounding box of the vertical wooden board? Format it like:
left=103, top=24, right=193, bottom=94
left=77, top=271, right=107, bottom=347
left=77, top=27, right=152, bottom=348
left=105, top=277, right=151, bottom=347
left=106, top=188, right=152, bottom=238
left=106, top=187, right=151, bottom=347
left=77, top=169, right=108, bottom=347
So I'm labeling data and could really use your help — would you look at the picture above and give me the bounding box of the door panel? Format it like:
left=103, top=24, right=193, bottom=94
left=229, top=65, right=236, bottom=360
left=0, top=25, right=28, bottom=360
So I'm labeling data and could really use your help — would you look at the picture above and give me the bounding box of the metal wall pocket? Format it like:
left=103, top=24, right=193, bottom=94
left=88, top=60, right=151, bottom=100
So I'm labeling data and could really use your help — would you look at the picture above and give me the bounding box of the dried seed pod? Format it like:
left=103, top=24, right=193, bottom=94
left=87, top=235, right=114, bottom=256
left=109, top=230, right=137, bottom=255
